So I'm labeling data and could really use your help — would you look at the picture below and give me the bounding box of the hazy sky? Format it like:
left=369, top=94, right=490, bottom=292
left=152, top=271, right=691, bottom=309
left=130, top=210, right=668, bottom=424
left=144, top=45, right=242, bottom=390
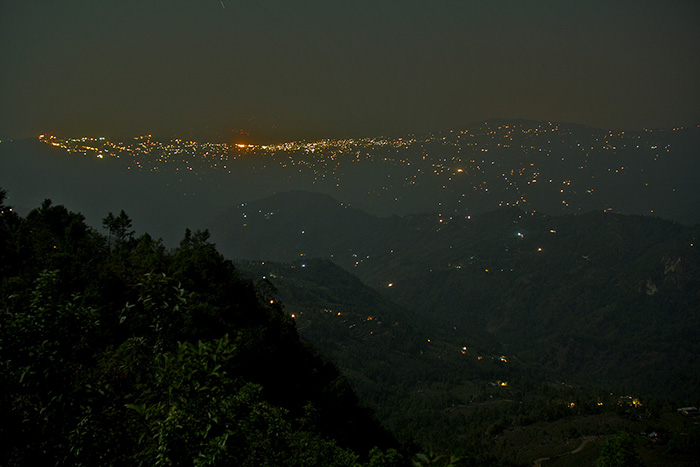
left=1, top=0, right=699, bottom=142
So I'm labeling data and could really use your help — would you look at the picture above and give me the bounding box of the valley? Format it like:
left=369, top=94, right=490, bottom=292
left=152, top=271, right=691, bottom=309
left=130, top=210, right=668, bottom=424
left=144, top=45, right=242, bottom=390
left=1, top=119, right=699, bottom=464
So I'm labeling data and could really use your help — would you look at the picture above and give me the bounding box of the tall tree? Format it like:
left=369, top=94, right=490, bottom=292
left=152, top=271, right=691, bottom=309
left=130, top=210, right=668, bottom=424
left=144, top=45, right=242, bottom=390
left=103, top=210, right=135, bottom=250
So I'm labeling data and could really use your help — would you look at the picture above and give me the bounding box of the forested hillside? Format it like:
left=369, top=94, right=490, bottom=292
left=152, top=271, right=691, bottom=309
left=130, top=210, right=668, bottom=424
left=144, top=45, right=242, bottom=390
left=211, top=191, right=700, bottom=401
left=231, top=256, right=700, bottom=465
left=3, top=187, right=699, bottom=465
left=0, top=189, right=404, bottom=466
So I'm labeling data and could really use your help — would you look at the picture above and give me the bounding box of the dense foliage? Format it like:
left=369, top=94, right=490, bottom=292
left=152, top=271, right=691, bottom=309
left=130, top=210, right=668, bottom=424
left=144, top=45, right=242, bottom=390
left=0, top=190, right=404, bottom=466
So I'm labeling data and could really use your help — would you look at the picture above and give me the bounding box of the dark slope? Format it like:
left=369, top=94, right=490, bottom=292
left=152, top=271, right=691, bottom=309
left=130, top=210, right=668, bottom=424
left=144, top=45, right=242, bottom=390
left=211, top=191, right=700, bottom=400
left=212, top=190, right=392, bottom=262
left=230, top=257, right=524, bottom=455
left=0, top=194, right=402, bottom=465
left=232, top=259, right=432, bottom=397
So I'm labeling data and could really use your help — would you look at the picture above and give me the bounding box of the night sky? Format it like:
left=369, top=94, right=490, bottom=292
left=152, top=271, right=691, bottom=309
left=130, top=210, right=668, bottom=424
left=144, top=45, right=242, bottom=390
left=1, top=0, right=699, bottom=143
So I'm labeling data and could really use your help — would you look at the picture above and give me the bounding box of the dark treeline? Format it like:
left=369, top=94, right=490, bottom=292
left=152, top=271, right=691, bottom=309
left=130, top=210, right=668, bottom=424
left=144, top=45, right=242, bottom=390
left=3, top=188, right=700, bottom=466
left=0, top=188, right=406, bottom=466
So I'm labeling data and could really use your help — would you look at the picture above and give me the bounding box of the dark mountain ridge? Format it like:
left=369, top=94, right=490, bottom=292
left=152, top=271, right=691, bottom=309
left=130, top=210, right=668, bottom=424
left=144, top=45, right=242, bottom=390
left=211, top=191, right=700, bottom=400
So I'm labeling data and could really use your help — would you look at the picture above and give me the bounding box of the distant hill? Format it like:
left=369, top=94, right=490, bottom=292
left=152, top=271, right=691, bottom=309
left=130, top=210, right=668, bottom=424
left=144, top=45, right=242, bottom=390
left=212, top=191, right=700, bottom=400
left=3, top=119, right=699, bottom=248
left=212, top=191, right=387, bottom=261
left=230, top=257, right=526, bottom=454
left=224, top=119, right=700, bottom=224
left=232, top=259, right=434, bottom=399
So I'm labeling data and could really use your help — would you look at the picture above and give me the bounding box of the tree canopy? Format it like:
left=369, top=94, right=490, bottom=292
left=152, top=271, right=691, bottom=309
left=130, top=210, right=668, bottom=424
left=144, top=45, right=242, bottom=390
left=0, top=194, right=405, bottom=466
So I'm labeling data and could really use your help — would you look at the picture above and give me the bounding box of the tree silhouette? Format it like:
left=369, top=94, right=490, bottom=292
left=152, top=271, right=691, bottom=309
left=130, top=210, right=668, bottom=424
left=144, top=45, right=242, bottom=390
left=103, top=210, right=134, bottom=250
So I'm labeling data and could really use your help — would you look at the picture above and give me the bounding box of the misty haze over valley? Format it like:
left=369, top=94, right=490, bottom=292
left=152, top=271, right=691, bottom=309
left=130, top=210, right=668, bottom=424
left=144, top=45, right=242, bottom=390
left=3, top=120, right=698, bottom=244
left=2, top=119, right=699, bottom=464
left=2, top=1, right=700, bottom=464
